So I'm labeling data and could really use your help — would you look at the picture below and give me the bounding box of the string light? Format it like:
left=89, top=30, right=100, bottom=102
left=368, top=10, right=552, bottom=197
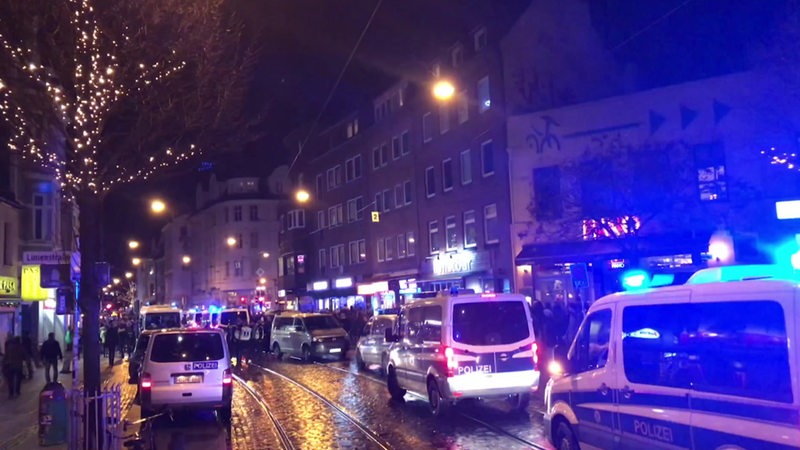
left=760, top=146, right=800, bottom=172
left=0, top=0, right=195, bottom=194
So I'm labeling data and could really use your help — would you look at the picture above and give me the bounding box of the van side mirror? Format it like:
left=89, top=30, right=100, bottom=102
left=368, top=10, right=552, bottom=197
left=384, top=327, right=399, bottom=343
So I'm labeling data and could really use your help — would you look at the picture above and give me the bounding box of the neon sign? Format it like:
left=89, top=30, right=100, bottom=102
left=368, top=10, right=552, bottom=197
left=582, top=216, right=641, bottom=240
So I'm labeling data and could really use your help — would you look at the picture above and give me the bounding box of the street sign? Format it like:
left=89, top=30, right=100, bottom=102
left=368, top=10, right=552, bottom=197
left=22, top=251, right=71, bottom=265
left=40, top=264, right=71, bottom=288
left=21, top=265, right=49, bottom=301
left=371, top=211, right=380, bottom=223
left=55, top=287, right=75, bottom=315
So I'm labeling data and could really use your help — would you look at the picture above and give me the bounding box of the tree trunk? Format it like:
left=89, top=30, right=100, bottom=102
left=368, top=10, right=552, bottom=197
left=77, top=191, right=101, bottom=396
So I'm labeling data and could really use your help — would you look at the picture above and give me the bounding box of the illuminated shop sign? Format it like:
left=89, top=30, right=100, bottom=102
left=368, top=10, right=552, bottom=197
left=311, top=281, right=329, bottom=291
left=583, top=216, right=641, bottom=240
left=432, top=251, right=475, bottom=276
left=357, top=281, right=389, bottom=295
left=0, top=276, right=18, bottom=297
left=334, top=277, right=353, bottom=288
left=776, top=200, right=800, bottom=220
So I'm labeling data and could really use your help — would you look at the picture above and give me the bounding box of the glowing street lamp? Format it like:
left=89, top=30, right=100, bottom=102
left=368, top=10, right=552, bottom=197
left=112, top=278, right=121, bottom=285
left=432, top=79, right=455, bottom=101
left=128, top=240, right=140, bottom=250
left=182, top=255, right=192, bottom=265
left=295, top=189, right=310, bottom=203
left=124, top=272, right=133, bottom=279
left=259, top=277, right=267, bottom=285
left=132, top=257, right=142, bottom=266
left=262, top=252, right=270, bottom=258
left=226, top=237, right=237, bottom=247
left=150, top=198, right=167, bottom=214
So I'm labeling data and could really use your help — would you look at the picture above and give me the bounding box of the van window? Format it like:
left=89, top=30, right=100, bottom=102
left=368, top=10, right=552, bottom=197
left=452, top=301, right=530, bottom=346
left=143, top=312, right=182, bottom=330
left=273, top=317, right=294, bottom=330
left=303, top=315, right=341, bottom=330
left=132, top=335, right=150, bottom=360
left=372, top=317, right=395, bottom=336
left=406, top=306, right=442, bottom=344
left=622, top=301, right=792, bottom=403
left=150, top=333, right=225, bottom=362
left=219, top=311, right=248, bottom=326
left=570, top=309, right=611, bottom=373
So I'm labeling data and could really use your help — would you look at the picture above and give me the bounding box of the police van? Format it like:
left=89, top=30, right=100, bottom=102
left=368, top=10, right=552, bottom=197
left=544, top=264, right=800, bottom=450
left=385, top=292, right=539, bottom=416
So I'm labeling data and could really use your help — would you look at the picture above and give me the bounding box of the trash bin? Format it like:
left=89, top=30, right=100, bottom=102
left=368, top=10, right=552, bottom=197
left=39, top=382, right=68, bottom=446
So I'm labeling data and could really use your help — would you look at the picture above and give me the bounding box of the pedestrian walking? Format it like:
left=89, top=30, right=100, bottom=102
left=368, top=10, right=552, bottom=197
left=21, top=332, right=35, bottom=380
left=40, top=332, right=63, bottom=384
left=3, top=336, right=24, bottom=398
left=118, top=322, right=130, bottom=360
left=105, top=322, right=119, bottom=366
left=61, top=326, right=74, bottom=374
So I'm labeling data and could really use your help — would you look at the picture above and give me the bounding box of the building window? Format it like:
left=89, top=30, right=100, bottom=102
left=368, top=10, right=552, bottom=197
left=249, top=205, right=259, bottom=221
left=473, top=26, right=487, bottom=51
left=250, top=232, right=259, bottom=249
left=316, top=174, right=324, bottom=195
left=225, top=261, right=230, bottom=278
left=331, top=245, right=345, bottom=268
left=319, top=249, right=327, bottom=271
left=429, top=221, right=440, bottom=254
left=397, top=234, right=407, bottom=259
left=385, top=238, right=395, bottom=261
left=484, top=204, right=499, bottom=244
left=442, top=159, right=454, bottom=192
left=401, top=131, right=411, bottom=155
left=286, top=255, right=295, bottom=275
left=328, top=204, right=343, bottom=227
left=451, top=45, right=463, bottom=67
left=377, top=238, right=385, bottom=262
left=463, top=210, right=477, bottom=248
left=457, top=91, right=469, bottom=124
left=32, top=193, right=52, bottom=241
left=394, top=185, right=403, bottom=209
left=287, top=210, right=305, bottom=229
left=234, top=260, right=243, bottom=277
left=296, top=254, right=306, bottom=274
left=392, top=136, right=402, bottom=160
left=403, top=180, right=413, bottom=205
left=440, top=105, right=450, bottom=134
left=374, top=192, right=383, bottom=213
left=236, top=233, right=243, bottom=249
left=460, top=149, right=472, bottom=185
left=693, top=142, right=728, bottom=201
left=358, top=240, right=366, bottom=262
left=534, top=166, right=562, bottom=220
left=481, top=140, right=494, bottom=176
left=382, top=189, right=392, bottom=212
left=372, top=147, right=381, bottom=170
left=233, top=206, right=242, bottom=222
left=445, top=215, right=458, bottom=250
left=422, top=112, right=434, bottom=143
left=407, top=232, right=416, bottom=256
left=477, top=76, right=491, bottom=112
left=317, top=210, right=326, bottom=230
left=346, top=118, right=359, bottom=138
left=345, top=155, right=363, bottom=182
left=425, top=167, right=436, bottom=197
left=347, top=197, right=364, bottom=222
left=349, top=241, right=359, bottom=265
left=380, top=143, right=389, bottom=167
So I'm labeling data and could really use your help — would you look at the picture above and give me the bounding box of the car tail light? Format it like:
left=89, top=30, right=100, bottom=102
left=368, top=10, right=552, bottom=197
left=141, top=373, right=152, bottom=389
left=532, top=342, right=539, bottom=370
left=444, top=346, right=458, bottom=377
left=222, top=369, right=232, bottom=385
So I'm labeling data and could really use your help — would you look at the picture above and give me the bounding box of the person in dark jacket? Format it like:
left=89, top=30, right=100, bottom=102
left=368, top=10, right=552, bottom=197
left=21, top=332, right=35, bottom=380
left=105, top=322, right=119, bottom=366
left=40, top=332, right=63, bottom=384
left=3, top=337, right=24, bottom=398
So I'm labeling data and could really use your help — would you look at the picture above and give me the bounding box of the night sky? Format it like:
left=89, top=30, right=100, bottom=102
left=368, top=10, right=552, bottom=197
left=102, top=0, right=791, bottom=271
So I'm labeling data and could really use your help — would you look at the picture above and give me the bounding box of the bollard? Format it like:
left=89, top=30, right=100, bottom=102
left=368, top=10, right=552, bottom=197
left=39, top=382, right=69, bottom=446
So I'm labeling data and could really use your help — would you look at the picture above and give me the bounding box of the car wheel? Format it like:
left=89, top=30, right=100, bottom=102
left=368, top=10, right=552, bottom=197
left=387, top=366, right=406, bottom=401
left=272, top=343, right=283, bottom=360
left=508, top=393, right=530, bottom=412
left=555, top=421, right=579, bottom=450
left=427, top=378, right=450, bottom=417
left=301, top=344, right=313, bottom=363
left=355, top=350, right=366, bottom=370
left=217, top=405, right=232, bottom=424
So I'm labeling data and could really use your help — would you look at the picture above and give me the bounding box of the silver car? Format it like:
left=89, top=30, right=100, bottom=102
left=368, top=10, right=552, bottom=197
left=355, top=314, right=397, bottom=375
left=270, top=313, right=349, bottom=362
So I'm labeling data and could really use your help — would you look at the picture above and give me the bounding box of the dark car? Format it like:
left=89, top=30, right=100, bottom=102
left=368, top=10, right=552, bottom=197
left=128, top=329, right=159, bottom=384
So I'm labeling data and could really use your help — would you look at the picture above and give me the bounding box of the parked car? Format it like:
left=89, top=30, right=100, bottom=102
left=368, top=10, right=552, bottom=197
left=270, top=312, right=349, bottom=362
left=355, top=314, right=398, bottom=375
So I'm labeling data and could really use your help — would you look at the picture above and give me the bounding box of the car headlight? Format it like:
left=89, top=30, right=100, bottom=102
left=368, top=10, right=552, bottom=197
left=312, top=337, right=322, bottom=342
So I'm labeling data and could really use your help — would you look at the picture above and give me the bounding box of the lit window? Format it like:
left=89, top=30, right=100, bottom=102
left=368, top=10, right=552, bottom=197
left=464, top=210, right=477, bottom=248
left=445, top=216, right=457, bottom=250
left=429, top=221, right=440, bottom=254
left=477, top=76, right=491, bottom=112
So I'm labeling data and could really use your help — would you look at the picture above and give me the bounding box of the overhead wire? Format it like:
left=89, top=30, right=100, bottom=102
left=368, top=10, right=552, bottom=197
left=288, top=0, right=384, bottom=172
left=611, top=0, right=696, bottom=52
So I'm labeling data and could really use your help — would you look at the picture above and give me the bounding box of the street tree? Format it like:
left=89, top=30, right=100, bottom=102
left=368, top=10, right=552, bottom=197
left=0, top=0, right=260, bottom=400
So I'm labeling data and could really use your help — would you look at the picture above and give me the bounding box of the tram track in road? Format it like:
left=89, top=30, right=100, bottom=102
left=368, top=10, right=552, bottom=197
left=250, top=362, right=394, bottom=450
left=314, top=361, right=550, bottom=450
left=233, top=374, right=296, bottom=450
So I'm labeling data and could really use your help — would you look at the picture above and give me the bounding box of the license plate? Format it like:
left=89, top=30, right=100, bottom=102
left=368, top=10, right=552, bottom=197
left=329, top=348, right=342, bottom=353
left=191, top=361, right=218, bottom=370
left=175, top=374, right=203, bottom=384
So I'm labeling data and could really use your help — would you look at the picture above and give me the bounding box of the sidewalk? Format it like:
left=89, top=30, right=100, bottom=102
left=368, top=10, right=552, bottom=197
left=0, top=358, right=134, bottom=450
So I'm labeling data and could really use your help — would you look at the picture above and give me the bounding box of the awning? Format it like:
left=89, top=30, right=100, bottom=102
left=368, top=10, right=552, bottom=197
left=515, top=233, right=711, bottom=266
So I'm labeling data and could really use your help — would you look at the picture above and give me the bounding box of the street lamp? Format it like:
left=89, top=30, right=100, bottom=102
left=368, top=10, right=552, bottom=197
left=295, top=189, right=311, bottom=203
left=128, top=240, right=140, bottom=250
left=262, top=252, right=270, bottom=258
left=259, top=277, right=267, bottom=285
left=150, top=199, right=167, bottom=214
left=112, top=278, right=121, bottom=285
left=432, top=79, right=456, bottom=101
left=182, top=255, right=192, bottom=265
left=124, top=272, right=133, bottom=279
left=226, top=236, right=237, bottom=247
left=132, top=257, right=142, bottom=266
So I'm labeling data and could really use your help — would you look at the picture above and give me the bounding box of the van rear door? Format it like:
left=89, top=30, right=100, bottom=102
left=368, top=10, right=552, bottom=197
left=148, top=332, right=226, bottom=405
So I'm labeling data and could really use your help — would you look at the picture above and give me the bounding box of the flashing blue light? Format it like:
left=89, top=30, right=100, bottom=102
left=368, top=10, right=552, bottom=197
left=792, top=251, right=800, bottom=271
left=621, top=269, right=649, bottom=290
left=208, top=305, right=219, bottom=314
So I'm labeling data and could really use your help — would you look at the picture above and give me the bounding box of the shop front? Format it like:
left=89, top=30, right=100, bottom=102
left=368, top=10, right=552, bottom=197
left=308, top=277, right=363, bottom=312
left=0, top=275, right=21, bottom=350
left=417, top=249, right=511, bottom=296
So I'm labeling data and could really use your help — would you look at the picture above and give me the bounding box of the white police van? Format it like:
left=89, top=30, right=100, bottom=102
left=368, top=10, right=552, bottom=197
left=385, top=292, right=540, bottom=415
left=544, top=265, right=800, bottom=450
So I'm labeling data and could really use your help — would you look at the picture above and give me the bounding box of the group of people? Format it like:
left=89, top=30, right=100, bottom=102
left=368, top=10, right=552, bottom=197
left=1, top=331, right=70, bottom=399
left=225, top=315, right=273, bottom=366
left=100, top=318, right=135, bottom=367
